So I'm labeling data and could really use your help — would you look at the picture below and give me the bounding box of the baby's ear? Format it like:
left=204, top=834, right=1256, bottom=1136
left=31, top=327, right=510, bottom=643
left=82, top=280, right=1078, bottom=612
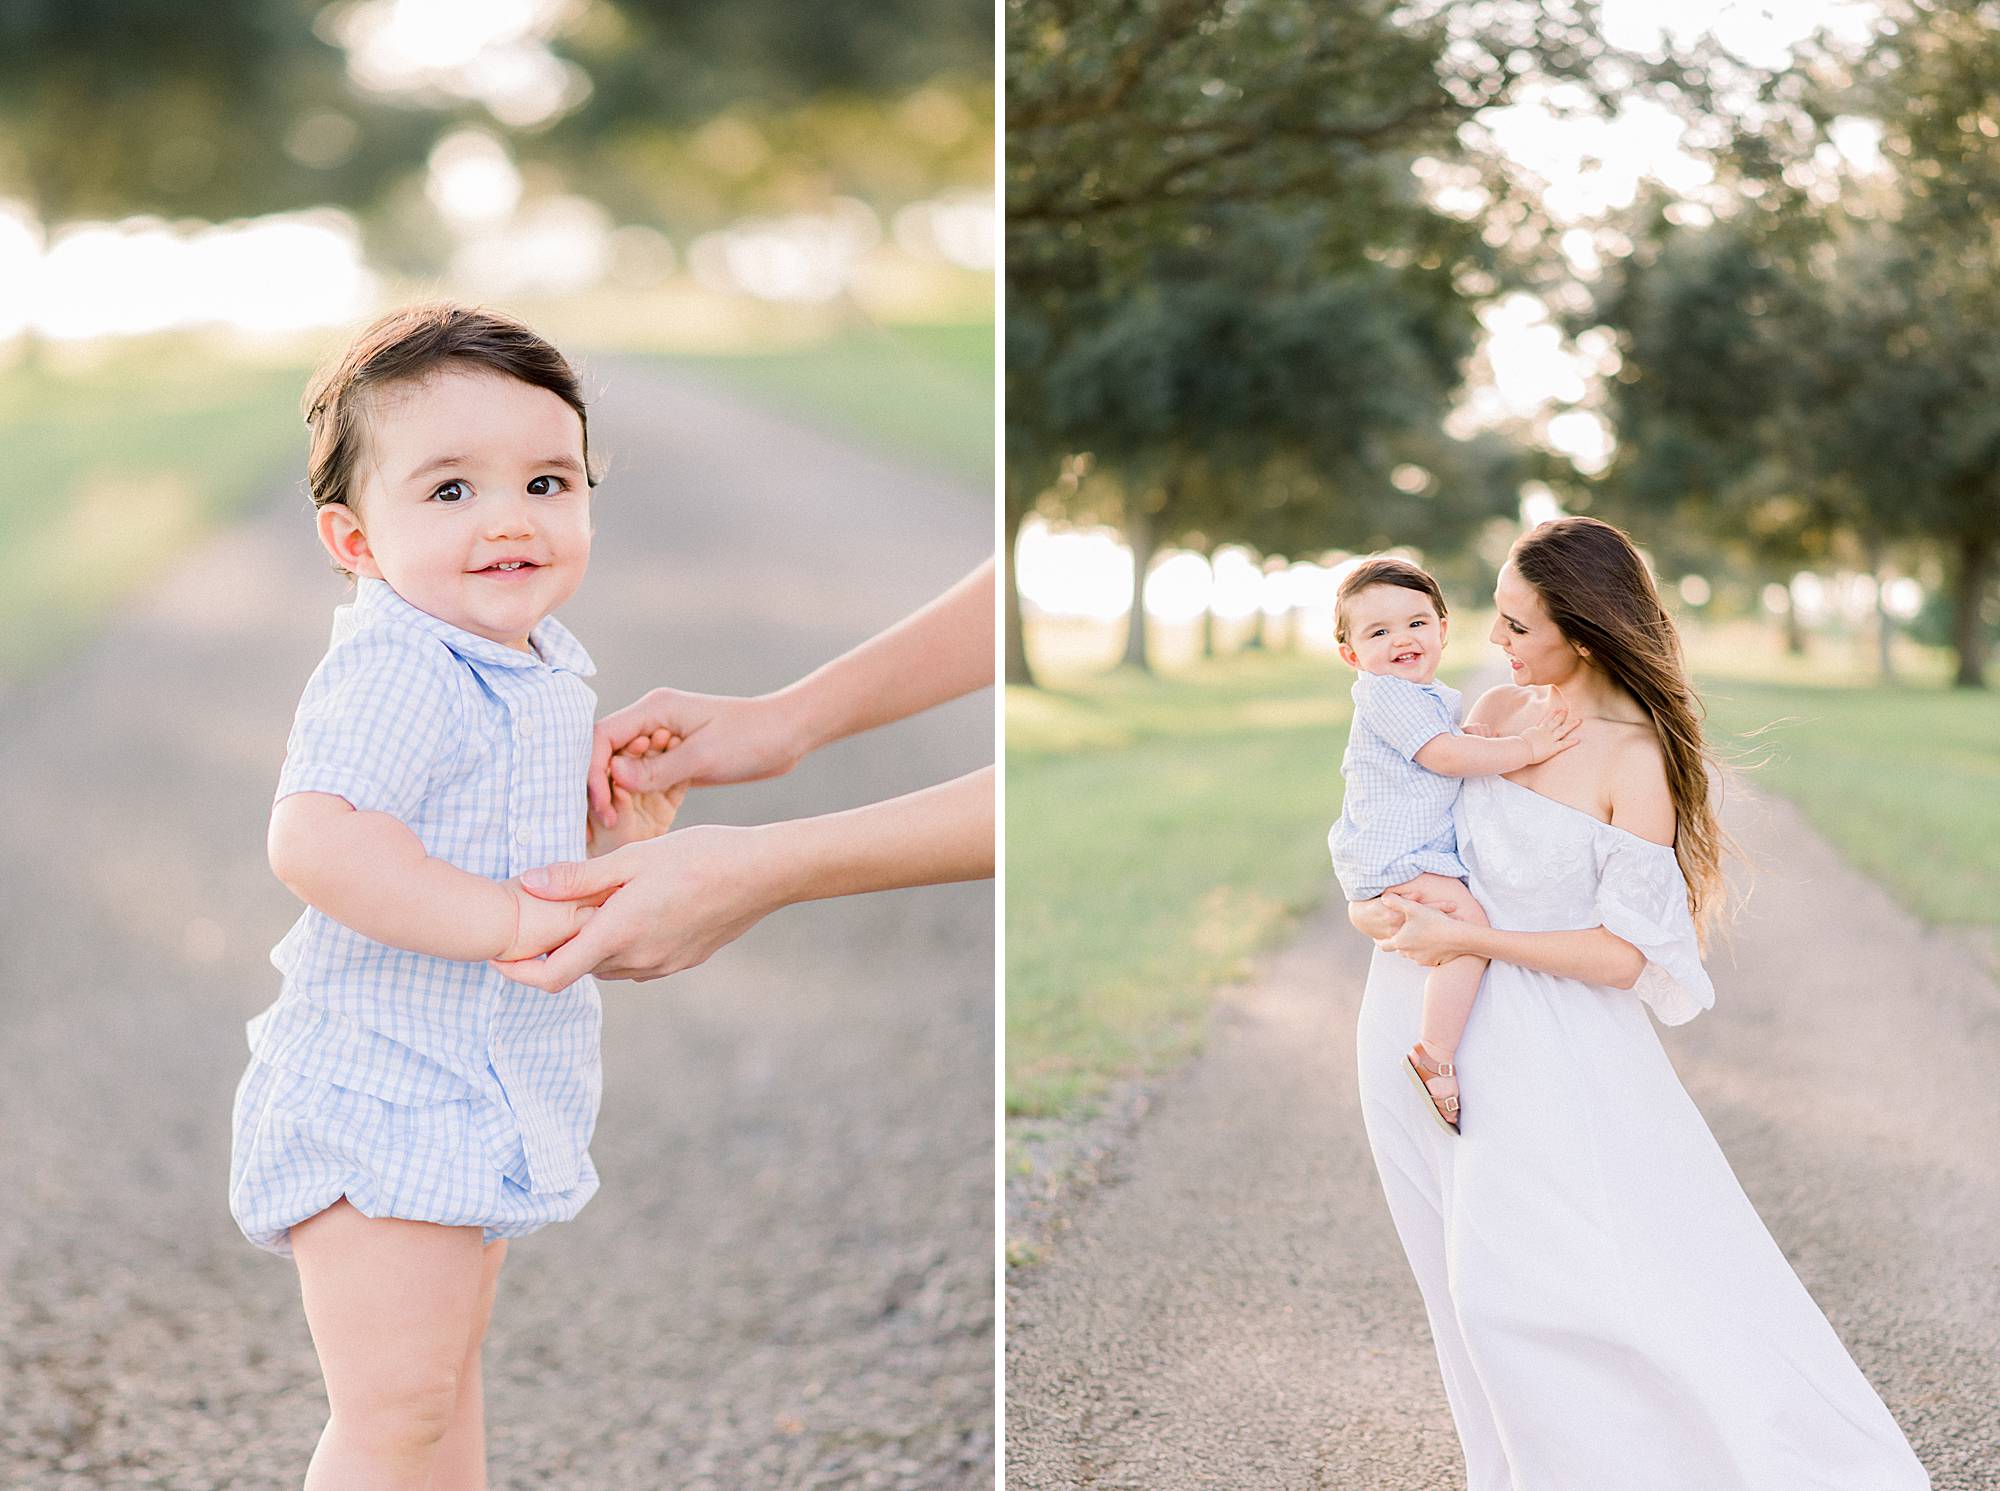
left=1337, top=642, right=1361, bottom=669
left=316, top=502, right=382, bottom=579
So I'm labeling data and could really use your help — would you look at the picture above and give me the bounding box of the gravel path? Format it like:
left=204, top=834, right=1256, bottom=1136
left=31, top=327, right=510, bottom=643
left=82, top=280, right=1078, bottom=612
left=0, top=359, right=995, bottom=1490
left=1005, top=785, right=1999, bottom=1489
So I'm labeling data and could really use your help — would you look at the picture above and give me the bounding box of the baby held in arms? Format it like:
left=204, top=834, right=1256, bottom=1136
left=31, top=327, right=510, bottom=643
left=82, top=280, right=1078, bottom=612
left=1327, top=557, right=1578, bottom=1133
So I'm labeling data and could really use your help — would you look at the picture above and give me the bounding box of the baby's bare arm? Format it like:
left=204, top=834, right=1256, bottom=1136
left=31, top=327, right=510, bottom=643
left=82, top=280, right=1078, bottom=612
left=269, top=792, right=586, bottom=962
left=1413, top=702, right=1579, bottom=778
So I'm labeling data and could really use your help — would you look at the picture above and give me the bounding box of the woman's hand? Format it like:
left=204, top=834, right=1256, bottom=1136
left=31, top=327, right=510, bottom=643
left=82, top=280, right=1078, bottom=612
left=491, top=825, right=787, bottom=988
left=589, top=690, right=808, bottom=825
left=1372, top=893, right=1469, bottom=967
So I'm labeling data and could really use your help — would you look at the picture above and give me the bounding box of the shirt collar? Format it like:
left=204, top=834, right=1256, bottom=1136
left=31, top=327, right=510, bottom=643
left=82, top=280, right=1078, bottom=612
left=342, top=577, right=596, bottom=677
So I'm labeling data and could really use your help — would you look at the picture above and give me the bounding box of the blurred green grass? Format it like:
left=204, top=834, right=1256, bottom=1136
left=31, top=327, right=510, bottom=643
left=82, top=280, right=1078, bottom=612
left=1691, top=646, right=2000, bottom=936
left=1007, top=619, right=2000, bottom=1121
left=1006, top=650, right=1354, bottom=1118
left=0, top=343, right=308, bottom=685
left=667, top=321, right=992, bottom=483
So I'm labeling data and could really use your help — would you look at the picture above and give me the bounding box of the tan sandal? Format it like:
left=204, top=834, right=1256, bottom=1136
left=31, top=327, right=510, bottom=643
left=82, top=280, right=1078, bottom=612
left=1405, top=1043, right=1461, bottom=1135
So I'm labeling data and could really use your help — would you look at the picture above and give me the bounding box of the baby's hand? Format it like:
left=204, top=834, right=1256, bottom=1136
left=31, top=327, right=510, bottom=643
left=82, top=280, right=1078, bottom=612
left=498, top=881, right=597, bottom=963
left=1517, top=698, right=1582, bottom=764
left=587, top=729, right=689, bottom=852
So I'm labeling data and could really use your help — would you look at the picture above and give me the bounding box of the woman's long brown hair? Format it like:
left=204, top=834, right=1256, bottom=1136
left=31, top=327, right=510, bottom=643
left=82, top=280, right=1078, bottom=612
left=1512, top=516, right=1726, bottom=941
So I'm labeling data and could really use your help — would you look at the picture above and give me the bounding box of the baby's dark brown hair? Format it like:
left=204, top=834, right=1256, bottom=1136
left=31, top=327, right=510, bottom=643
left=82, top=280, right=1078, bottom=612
left=1334, top=557, right=1448, bottom=644
left=303, top=302, right=596, bottom=517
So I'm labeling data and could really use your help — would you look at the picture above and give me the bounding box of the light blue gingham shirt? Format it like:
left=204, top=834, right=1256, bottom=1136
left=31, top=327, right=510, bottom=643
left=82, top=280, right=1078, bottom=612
left=1327, top=672, right=1468, bottom=901
left=246, top=577, right=601, bottom=1197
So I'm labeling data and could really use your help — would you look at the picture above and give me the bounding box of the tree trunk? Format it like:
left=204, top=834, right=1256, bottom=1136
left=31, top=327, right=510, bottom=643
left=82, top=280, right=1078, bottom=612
left=1003, top=499, right=1035, bottom=689
left=1782, top=593, right=1806, bottom=656
left=1868, top=544, right=1895, bottom=685
left=1200, top=596, right=1216, bottom=660
left=1876, top=582, right=1896, bottom=683
left=1122, top=502, right=1155, bottom=673
left=1951, top=529, right=1994, bottom=689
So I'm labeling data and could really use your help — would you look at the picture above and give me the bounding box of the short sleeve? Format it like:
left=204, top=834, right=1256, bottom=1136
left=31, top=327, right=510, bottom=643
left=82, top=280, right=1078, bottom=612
left=1355, top=674, right=1455, bottom=761
left=276, top=627, right=467, bottom=823
left=1594, top=834, right=1715, bottom=1025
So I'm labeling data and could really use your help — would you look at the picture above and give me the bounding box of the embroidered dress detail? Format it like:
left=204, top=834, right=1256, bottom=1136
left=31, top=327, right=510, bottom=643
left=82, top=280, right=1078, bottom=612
left=1327, top=672, right=1468, bottom=901
left=230, top=578, right=602, bottom=1254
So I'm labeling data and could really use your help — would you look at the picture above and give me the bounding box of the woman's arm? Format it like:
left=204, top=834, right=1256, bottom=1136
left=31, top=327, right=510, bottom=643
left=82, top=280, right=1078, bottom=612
left=1374, top=893, right=1646, bottom=988
left=497, top=765, right=995, bottom=987
left=590, top=560, right=995, bottom=817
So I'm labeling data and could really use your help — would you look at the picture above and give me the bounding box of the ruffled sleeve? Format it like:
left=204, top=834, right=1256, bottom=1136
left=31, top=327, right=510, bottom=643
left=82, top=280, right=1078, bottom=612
left=1593, top=832, right=1714, bottom=1025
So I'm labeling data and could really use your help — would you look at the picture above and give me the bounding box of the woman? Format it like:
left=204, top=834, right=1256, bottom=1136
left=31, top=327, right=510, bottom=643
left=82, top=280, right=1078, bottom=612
left=1349, top=518, right=1928, bottom=1489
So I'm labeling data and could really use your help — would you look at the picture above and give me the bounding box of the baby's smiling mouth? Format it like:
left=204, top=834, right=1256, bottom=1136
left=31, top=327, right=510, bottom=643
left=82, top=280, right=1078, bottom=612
left=473, top=559, right=541, bottom=574
left=1392, top=648, right=1422, bottom=665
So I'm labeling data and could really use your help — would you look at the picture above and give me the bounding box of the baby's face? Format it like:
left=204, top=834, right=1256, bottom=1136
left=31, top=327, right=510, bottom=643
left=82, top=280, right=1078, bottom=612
left=319, top=367, right=592, bottom=650
left=1339, top=583, right=1447, bottom=684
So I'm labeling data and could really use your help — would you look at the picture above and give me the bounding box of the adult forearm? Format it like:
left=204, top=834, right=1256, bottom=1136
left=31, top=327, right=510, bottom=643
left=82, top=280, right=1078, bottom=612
left=756, top=765, right=995, bottom=905
left=270, top=796, right=516, bottom=960
left=1459, top=923, right=1645, bottom=988
left=777, top=561, right=995, bottom=753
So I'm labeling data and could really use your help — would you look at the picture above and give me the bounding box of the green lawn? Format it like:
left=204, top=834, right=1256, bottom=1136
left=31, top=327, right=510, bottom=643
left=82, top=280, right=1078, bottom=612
left=0, top=343, right=308, bottom=684
left=666, top=321, right=992, bottom=484
left=1692, top=650, right=2000, bottom=936
left=1007, top=651, right=1356, bottom=1117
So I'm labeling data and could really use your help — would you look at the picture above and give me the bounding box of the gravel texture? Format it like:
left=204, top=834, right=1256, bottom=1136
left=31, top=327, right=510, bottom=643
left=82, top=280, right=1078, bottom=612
left=0, top=360, right=995, bottom=1490
left=1005, top=784, right=1999, bottom=1490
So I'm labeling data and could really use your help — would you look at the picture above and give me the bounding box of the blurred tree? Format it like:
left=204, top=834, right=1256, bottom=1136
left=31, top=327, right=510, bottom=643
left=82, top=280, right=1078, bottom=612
left=0, top=0, right=427, bottom=223
left=1591, top=0, right=2000, bottom=687
left=1005, top=0, right=1701, bottom=682
left=1035, top=227, right=1503, bottom=670
left=0, top=0, right=992, bottom=228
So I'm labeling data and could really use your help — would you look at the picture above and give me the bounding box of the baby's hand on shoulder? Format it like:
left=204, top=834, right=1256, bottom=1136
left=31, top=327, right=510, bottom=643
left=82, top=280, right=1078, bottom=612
left=498, top=881, right=597, bottom=963
left=587, top=729, right=689, bottom=852
left=1518, top=696, right=1581, bottom=764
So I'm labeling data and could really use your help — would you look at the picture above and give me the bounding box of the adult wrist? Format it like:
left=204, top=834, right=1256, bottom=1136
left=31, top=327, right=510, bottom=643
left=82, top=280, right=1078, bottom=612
left=767, top=677, right=838, bottom=761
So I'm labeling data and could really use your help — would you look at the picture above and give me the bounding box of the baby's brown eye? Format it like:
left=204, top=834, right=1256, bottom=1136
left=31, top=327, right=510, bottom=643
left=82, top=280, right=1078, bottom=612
left=432, top=480, right=467, bottom=503
left=527, top=474, right=566, bottom=496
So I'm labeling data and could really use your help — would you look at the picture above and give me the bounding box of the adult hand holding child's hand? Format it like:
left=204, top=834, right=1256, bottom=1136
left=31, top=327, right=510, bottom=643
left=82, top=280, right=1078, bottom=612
left=493, top=825, right=787, bottom=987
left=497, top=880, right=603, bottom=966
left=587, top=728, right=689, bottom=852
left=588, top=689, right=809, bottom=828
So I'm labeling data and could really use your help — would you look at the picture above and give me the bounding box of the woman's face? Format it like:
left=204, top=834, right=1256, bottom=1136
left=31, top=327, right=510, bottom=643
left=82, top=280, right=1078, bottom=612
left=1489, top=560, right=1584, bottom=686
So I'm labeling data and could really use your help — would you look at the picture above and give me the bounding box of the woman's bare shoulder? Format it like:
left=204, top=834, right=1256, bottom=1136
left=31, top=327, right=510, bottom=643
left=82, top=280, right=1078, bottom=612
left=1606, top=728, right=1675, bottom=846
left=1464, top=683, right=1540, bottom=730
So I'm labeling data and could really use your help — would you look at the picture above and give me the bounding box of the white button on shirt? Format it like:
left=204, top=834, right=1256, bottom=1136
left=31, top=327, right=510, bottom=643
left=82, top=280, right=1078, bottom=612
left=245, top=577, right=601, bottom=1197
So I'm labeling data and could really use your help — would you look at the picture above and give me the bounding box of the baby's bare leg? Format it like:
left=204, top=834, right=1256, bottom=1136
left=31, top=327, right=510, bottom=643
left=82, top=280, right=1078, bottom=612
left=290, top=1200, right=493, bottom=1491
left=425, top=1238, right=508, bottom=1491
left=1394, top=872, right=1492, bottom=1057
